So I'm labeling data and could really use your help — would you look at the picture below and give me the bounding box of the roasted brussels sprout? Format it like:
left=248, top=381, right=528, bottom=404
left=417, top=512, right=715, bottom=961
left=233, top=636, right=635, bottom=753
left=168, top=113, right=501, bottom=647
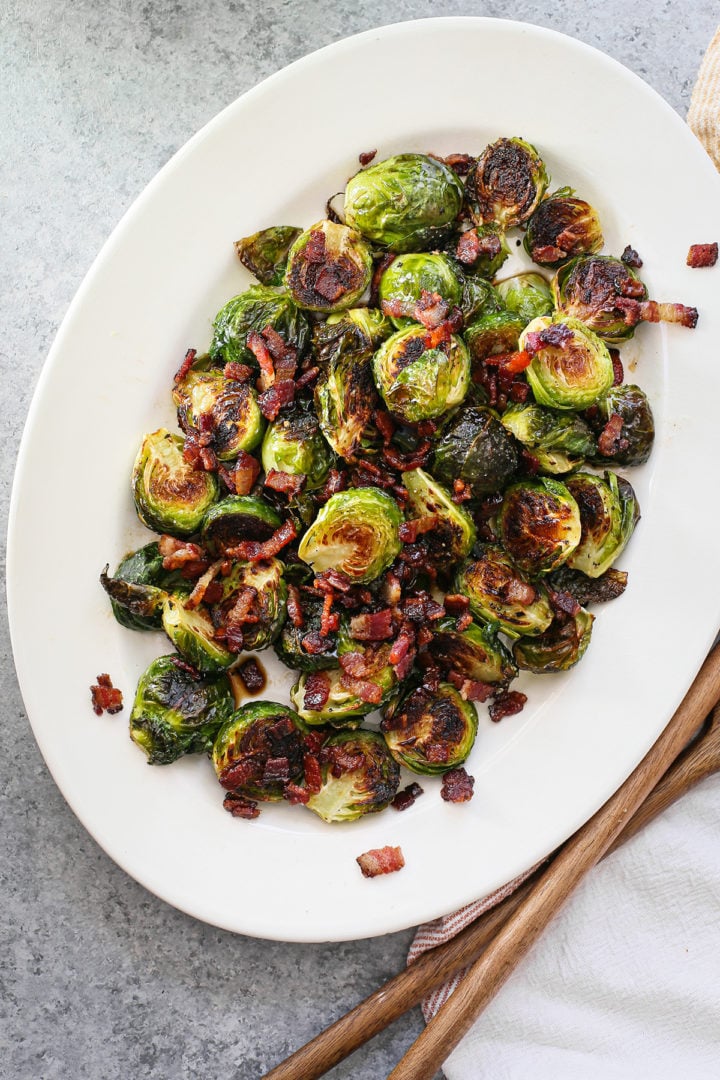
left=593, top=384, right=655, bottom=466
left=212, top=701, right=308, bottom=801
left=373, top=325, right=470, bottom=424
left=498, top=478, right=581, bottom=576
left=101, top=543, right=191, bottom=631
left=313, top=312, right=383, bottom=462
left=430, top=618, right=517, bottom=685
left=132, top=430, right=219, bottom=537
left=173, top=355, right=265, bottom=460
left=274, top=595, right=339, bottom=673
left=564, top=472, right=639, bottom=578
left=459, top=273, right=505, bottom=323
left=324, top=306, right=394, bottom=345
left=210, top=285, right=311, bottom=366
left=432, top=406, right=519, bottom=497
left=298, top=488, right=402, bottom=583
left=291, top=657, right=395, bottom=726
left=455, top=224, right=510, bottom=279
left=464, top=310, right=525, bottom=364
left=381, top=683, right=478, bottom=775
left=261, top=401, right=333, bottom=489
left=496, top=273, right=553, bottom=324
left=162, top=597, right=235, bottom=674
left=403, top=467, right=476, bottom=565
left=129, top=655, right=234, bottom=765
left=455, top=547, right=554, bottom=638
left=378, top=253, right=463, bottom=328
left=552, top=255, right=646, bottom=343
left=513, top=607, right=594, bottom=673
left=500, top=402, right=596, bottom=474
left=546, top=565, right=628, bottom=606
left=284, top=219, right=373, bottom=313
left=201, top=496, right=281, bottom=555
left=234, top=225, right=302, bottom=285
left=212, top=558, right=287, bottom=650
left=520, top=316, right=614, bottom=411
left=344, top=153, right=464, bottom=253
left=305, top=730, right=400, bottom=823
left=524, top=190, right=604, bottom=266
left=467, top=137, right=549, bottom=229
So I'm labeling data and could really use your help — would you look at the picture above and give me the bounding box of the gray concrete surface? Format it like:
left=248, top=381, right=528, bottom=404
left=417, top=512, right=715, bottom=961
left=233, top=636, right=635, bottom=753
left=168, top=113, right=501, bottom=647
left=2, top=3, right=717, bottom=1078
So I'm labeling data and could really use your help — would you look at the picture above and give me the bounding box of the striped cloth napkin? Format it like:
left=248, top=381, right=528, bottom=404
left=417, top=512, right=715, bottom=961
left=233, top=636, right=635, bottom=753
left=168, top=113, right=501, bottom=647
left=408, top=32, right=720, bottom=1079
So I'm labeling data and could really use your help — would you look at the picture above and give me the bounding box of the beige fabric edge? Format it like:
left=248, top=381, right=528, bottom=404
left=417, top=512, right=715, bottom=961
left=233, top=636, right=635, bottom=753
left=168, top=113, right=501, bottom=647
left=688, top=26, right=720, bottom=169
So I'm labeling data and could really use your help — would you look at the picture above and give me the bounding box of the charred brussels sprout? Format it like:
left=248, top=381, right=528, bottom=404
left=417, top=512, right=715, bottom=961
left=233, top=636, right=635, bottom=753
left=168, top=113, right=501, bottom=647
left=201, top=496, right=281, bottom=556
left=344, top=153, right=464, bottom=253
left=305, top=730, right=400, bottom=823
left=593, top=384, right=655, bottom=466
left=381, top=683, right=478, bottom=775
left=565, top=472, right=640, bottom=578
left=291, top=652, right=397, bottom=726
left=501, top=402, right=596, bottom=474
left=132, top=430, right=219, bottom=537
left=430, top=618, right=517, bottom=686
left=214, top=559, right=287, bottom=651
left=274, top=595, right=339, bottom=673
left=130, top=655, right=233, bottom=765
left=299, top=488, right=402, bottom=583
left=467, top=137, right=548, bottom=229
left=378, top=253, right=463, bottom=328
left=373, top=325, right=470, bottom=424
left=524, top=190, right=603, bottom=266
left=552, top=255, right=646, bottom=343
left=498, top=478, right=581, bottom=576
left=324, top=306, right=394, bottom=345
left=455, top=547, right=554, bottom=638
left=403, top=468, right=475, bottom=565
left=285, top=220, right=373, bottom=313
left=101, top=543, right=191, bottom=631
left=513, top=608, right=594, bottom=674
left=313, top=312, right=383, bottom=462
left=173, top=356, right=265, bottom=459
left=432, top=406, right=519, bottom=497
left=162, top=597, right=235, bottom=673
left=212, top=701, right=307, bottom=801
left=234, top=225, right=302, bottom=285
left=520, top=316, right=614, bottom=411
left=464, top=310, right=525, bottom=365
left=210, top=285, right=311, bottom=366
left=261, top=402, right=333, bottom=489
left=496, top=273, right=553, bottom=324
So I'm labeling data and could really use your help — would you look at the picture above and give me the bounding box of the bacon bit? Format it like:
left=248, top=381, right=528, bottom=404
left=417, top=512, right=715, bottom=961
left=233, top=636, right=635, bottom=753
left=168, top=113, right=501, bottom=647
left=261, top=326, right=298, bottom=380
left=443, top=593, right=470, bottom=615
left=415, top=290, right=450, bottom=330
left=621, top=245, right=643, bottom=269
left=382, top=440, right=433, bottom=472
left=224, top=585, right=258, bottom=652
left=316, top=468, right=346, bottom=504
left=158, top=537, right=210, bottom=577
left=452, top=479, right=472, bottom=504
left=357, top=845, right=405, bottom=878
left=609, top=349, right=624, bottom=386
left=303, top=753, right=323, bottom=794
left=349, top=609, right=395, bottom=641
left=614, top=296, right=698, bottom=328
left=183, top=559, right=224, bottom=610
left=389, top=626, right=415, bottom=666
left=258, top=379, right=296, bottom=421
left=286, top=584, right=304, bottom=628
left=339, top=651, right=371, bottom=678
left=303, top=729, right=326, bottom=756
left=90, top=673, right=123, bottom=716
left=597, top=412, right=629, bottom=458
left=217, top=450, right=261, bottom=496
left=455, top=227, right=502, bottom=267
left=301, top=630, right=336, bottom=655
left=223, top=792, right=261, bottom=819
left=485, top=348, right=533, bottom=375
left=320, top=592, right=339, bottom=637
left=455, top=611, right=473, bottom=633
left=416, top=625, right=434, bottom=647
left=524, top=322, right=574, bottom=356
left=548, top=587, right=582, bottom=618
left=502, top=577, right=537, bottom=606
left=314, top=569, right=353, bottom=593
left=226, top=519, right=297, bottom=562
left=370, top=252, right=396, bottom=307
left=687, top=242, right=717, bottom=268
left=169, top=656, right=202, bottom=680
left=383, top=571, right=403, bottom=606
left=392, top=782, right=424, bottom=811
left=284, top=783, right=310, bottom=805
left=374, top=409, right=396, bottom=445
left=303, top=671, right=331, bottom=712
left=224, top=361, right=253, bottom=383
left=264, top=469, right=306, bottom=498
left=399, top=515, right=439, bottom=544
left=359, top=148, right=377, bottom=166
left=440, top=768, right=475, bottom=803
left=340, top=671, right=384, bottom=705
left=174, top=347, right=197, bottom=383
left=423, top=309, right=463, bottom=349
left=489, top=690, right=528, bottom=723
left=294, top=365, right=320, bottom=391
left=247, top=330, right=275, bottom=389
left=238, top=657, right=265, bottom=694
left=262, top=756, right=291, bottom=784
left=447, top=670, right=495, bottom=702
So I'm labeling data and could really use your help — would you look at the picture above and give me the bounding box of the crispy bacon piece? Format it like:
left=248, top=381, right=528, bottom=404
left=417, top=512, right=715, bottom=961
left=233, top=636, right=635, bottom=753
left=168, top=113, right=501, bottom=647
left=286, top=584, right=304, bottom=628
left=294, top=365, right=320, bottom=391
left=320, top=592, right=339, bottom=637
left=621, top=245, right=643, bottom=269
left=356, top=845, right=405, bottom=878
left=238, top=657, right=265, bottom=694
left=247, top=331, right=275, bottom=389
left=415, top=290, right=450, bottom=330
left=597, top=412, right=629, bottom=458
left=314, top=568, right=353, bottom=593
left=452, top=479, right=472, bottom=504
left=423, top=309, right=463, bottom=349
left=524, top=322, right=574, bottom=355
left=613, top=297, right=698, bottom=328
left=374, top=409, right=396, bottom=445
left=609, top=348, right=624, bottom=386
left=455, top=611, right=473, bottom=633
left=440, top=768, right=475, bottom=803
left=391, top=782, right=424, bottom=811
left=455, top=227, right=502, bottom=266
left=224, top=585, right=258, bottom=652
left=339, top=651, right=371, bottom=678
left=446, top=670, right=494, bottom=702
left=399, top=515, right=439, bottom=543
left=443, top=593, right=470, bottom=615
left=90, top=673, right=123, bottom=716
left=264, top=469, right=306, bottom=498
left=303, top=752, right=323, bottom=794
left=303, top=671, right=331, bottom=712
left=316, top=468, right=347, bottom=504
left=382, top=440, right=433, bottom=472
left=301, top=630, right=336, bottom=655
left=224, top=361, right=253, bottom=383
left=258, top=379, right=296, bottom=420
left=359, top=148, right=377, bottom=166
left=263, top=756, right=291, bottom=784
left=223, top=792, right=261, bottom=819
left=226, top=519, right=297, bottom=562
left=489, top=690, right=528, bottom=723
left=184, top=560, right=224, bottom=610
left=284, top=783, right=310, bottom=805
left=484, top=348, right=533, bottom=376
left=261, top=326, right=298, bottom=381
left=218, top=450, right=261, bottom=496
left=687, top=242, right=717, bottom=268
left=158, top=536, right=210, bottom=578
left=349, top=609, right=395, bottom=641
left=340, top=670, right=384, bottom=705
left=174, top=347, right=197, bottom=383
left=548, top=588, right=582, bottom=618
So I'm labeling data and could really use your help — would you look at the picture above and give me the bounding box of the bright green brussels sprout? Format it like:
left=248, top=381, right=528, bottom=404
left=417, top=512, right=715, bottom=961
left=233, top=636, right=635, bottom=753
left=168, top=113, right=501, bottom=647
left=403, top=468, right=476, bottom=565
left=524, top=189, right=604, bottom=267
left=593, top=384, right=655, bottom=466
left=212, top=701, right=308, bottom=801
left=200, top=496, right=281, bottom=556
left=305, top=730, right=400, bottom=823
left=274, top=595, right=339, bottom=673
left=284, top=220, right=373, bottom=313
left=261, top=401, right=333, bottom=489
left=162, top=597, right=235, bottom=674
left=373, top=325, right=470, bottom=424
left=209, top=284, right=311, bottom=366
left=431, top=406, right=519, bottom=497
left=455, top=547, right=554, bottom=638
left=498, top=478, right=582, bottom=576
left=130, top=655, right=234, bottom=765
left=298, top=488, right=402, bottom=583
left=520, top=315, right=614, bottom=411
left=378, top=253, right=463, bottom=328
left=313, top=313, right=383, bottom=462
left=344, top=153, right=464, bottom=253
left=132, top=430, right=219, bottom=537
left=464, top=311, right=525, bottom=365
left=234, top=225, right=302, bottom=285
left=429, top=618, right=517, bottom=685
left=500, top=402, right=597, bottom=475
left=513, top=607, right=594, bottom=674
left=467, top=137, right=549, bottom=229
left=173, top=356, right=265, bottom=460
left=381, top=683, right=478, bottom=775
left=552, top=255, right=647, bottom=343
left=213, top=558, right=287, bottom=651
left=496, top=273, right=553, bottom=324
left=459, top=273, right=504, bottom=324
left=564, top=471, right=639, bottom=578
left=100, top=543, right=192, bottom=631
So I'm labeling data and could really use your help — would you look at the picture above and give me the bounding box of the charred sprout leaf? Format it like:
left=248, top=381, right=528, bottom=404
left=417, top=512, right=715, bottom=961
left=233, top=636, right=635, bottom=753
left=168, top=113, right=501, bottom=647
left=210, top=285, right=311, bottom=366
left=524, top=191, right=603, bottom=266
left=378, top=253, right=463, bottom=329
left=430, top=618, right=517, bottom=685
left=459, top=273, right=504, bottom=324
left=498, top=477, right=581, bottom=576
left=201, top=496, right=281, bottom=556
left=212, top=701, right=308, bottom=801
left=162, top=597, right=235, bottom=673
left=285, top=220, right=373, bottom=313
left=381, top=683, right=478, bottom=775
left=214, top=558, right=287, bottom=650
left=501, top=402, right=597, bottom=474
left=298, top=488, right=402, bottom=583
left=373, top=325, right=470, bottom=425
left=234, top=226, right=303, bottom=285
left=101, top=543, right=192, bottom=631
left=432, top=406, right=519, bottom=497
left=521, top=315, right=614, bottom=411
left=513, top=607, right=594, bottom=673
left=546, top=565, right=628, bottom=605
left=261, top=401, right=333, bottom=489
left=552, top=255, right=646, bottom=343
left=305, top=730, right=400, bottom=822
left=314, top=315, right=382, bottom=462
left=130, top=655, right=234, bottom=765
left=467, top=137, right=549, bottom=229
left=464, top=310, right=525, bottom=365
left=593, top=384, right=655, bottom=466
left=402, top=467, right=476, bottom=564
left=132, top=430, right=219, bottom=537
left=496, top=273, right=553, bottom=324
left=344, top=153, right=464, bottom=253
left=565, top=472, right=640, bottom=578
left=455, top=547, right=554, bottom=638
left=173, top=356, right=265, bottom=460
left=274, top=595, right=339, bottom=673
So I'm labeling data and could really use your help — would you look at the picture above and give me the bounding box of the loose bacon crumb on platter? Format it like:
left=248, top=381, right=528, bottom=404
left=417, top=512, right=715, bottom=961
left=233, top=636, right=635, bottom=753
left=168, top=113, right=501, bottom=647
left=238, top=657, right=265, bottom=694
left=489, top=690, right=528, bottom=723
left=391, top=782, right=424, bottom=812
left=223, top=793, right=261, bottom=819
left=621, top=245, right=643, bottom=268
left=440, top=768, right=475, bottom=803
left=358, top=148, right=377, bottom=166
left=687, top=242, right=718, bottom=268
left=90, top=674, right=123, bottom=716
left=356, top=845, right=405, bottom=878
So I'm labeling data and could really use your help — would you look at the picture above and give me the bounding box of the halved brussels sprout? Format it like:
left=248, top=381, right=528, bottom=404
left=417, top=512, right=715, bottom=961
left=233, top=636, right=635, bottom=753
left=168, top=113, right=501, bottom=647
left=552, top=255, right=646, bottom=343
left=298, top=488, right=402, bottom=583
left=274, top=594, right=339, bottom=673
left=498, top=478, right=581, bottom=575
left=212, top=701, right=308, bottom=801
left=464, top=310, right=525, bottom=365
left=373, top=325, right=470, bottom=425
left=132, top=430, right=219, bottom=537
left=284, top=219, right=373, bottom=313
left=593, top=384, right=655, bottom=466
left=496, top=273, right=553, bottom=324
left=201, top=496, right=281, bottom=555
left=467, top=137, right=549, bottom=229
left=305, top=730, right=400, bottom=823
left=162, top=596, right=235, bottom=673
left=513, top=607, right=594, bottom=673
left=100, top=543, right=191, bottom=631
left=130, top=655, right=233, bottom=765
left=524, top=190, right=603, bottom=267
left=403, top=467, right=476, bottom=565
left=378, top=253, right=463, bottom=328
left=173, top=357, right=265, bottom=460
left=213, top=558, right=287, bottom=651
left=431, top=406, right=519, bottom=497
left=381, top=683, right=478, bottom=775
left=500, top=402, right=597, bottom=474
left=459, top=273, right=505, bottom=323
left=210, top=284, right=311, bottom=366
left=520, top=315, right=614, bottom=411
left=261, top=401, right=333, bottom=489
left=344, top=153, right=464, bottom=253
left=313, top=313, right=383, bottom=462
left=234, top=225, right=302, bottom=285
left=430, top=618, right=517, bottom=685
left=455, top=547, right=554, bottom=638
left=565, top=472, right=640, bottom=578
